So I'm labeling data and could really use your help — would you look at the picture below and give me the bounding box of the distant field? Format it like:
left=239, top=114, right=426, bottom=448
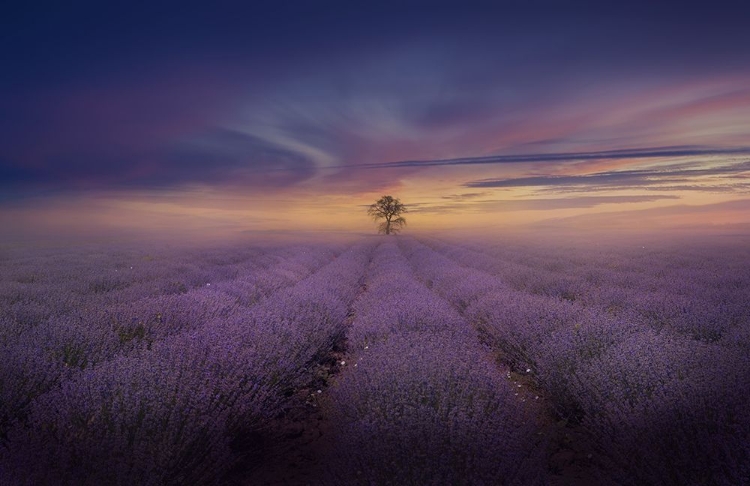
left=1, top=235, right=748, bottom=485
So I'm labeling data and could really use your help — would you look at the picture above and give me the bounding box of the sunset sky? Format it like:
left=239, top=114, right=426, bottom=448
left=2, top=1, right=750, bottom=239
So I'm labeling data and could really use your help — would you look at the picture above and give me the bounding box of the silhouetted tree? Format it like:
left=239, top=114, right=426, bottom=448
left=368, top=195, right=407, bottom=235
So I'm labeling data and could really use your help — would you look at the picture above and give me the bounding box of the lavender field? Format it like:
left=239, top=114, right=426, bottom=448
left=1, top=234, right=749, bottom=486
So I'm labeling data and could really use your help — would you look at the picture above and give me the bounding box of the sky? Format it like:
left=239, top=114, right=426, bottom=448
left=2, top=0, right=750, bottom=240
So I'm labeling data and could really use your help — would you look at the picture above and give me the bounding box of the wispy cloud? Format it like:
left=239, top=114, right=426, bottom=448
left=409, top=194, right=680, bottom=213
left=345, top=146, right=750, bottom=170
left=464, top=159, right=750, bottom=191
left=440, top=192, right=487, bottom=201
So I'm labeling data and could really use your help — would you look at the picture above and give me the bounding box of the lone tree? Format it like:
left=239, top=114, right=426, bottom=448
left=368, top=195, right=407, bottom=235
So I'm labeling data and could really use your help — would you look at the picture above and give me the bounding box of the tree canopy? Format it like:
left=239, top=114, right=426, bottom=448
left=368, top=195, right=407, bottom=235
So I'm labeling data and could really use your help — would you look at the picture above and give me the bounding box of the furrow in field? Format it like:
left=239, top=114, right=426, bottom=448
left=320, top=238, right=548, bottom=485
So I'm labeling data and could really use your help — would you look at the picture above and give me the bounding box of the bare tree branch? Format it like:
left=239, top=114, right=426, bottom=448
left=367, top=195, right=407, bottom=234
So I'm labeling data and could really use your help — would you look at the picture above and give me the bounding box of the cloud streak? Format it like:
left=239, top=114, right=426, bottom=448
left=464, top=160, right=750, bottom=191
left=410, top=194, right=681, bottom=213
left=349, top=146, right=750, bottom=171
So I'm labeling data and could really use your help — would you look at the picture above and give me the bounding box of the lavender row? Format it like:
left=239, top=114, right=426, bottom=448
left=324, top=239, right=547, bottom=485
left=400, top=237, right=750, bottom=485
left=0, top=244, right=266, bottom=328
left=421, top=237, right=750, bottom=344
left=2, top=243, right=337, bottom=351
left=0, top=243, right=338, bottom=444
left=0, top=242, right=373, bottom=484
left=0, top=242, right=343, bottom=338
